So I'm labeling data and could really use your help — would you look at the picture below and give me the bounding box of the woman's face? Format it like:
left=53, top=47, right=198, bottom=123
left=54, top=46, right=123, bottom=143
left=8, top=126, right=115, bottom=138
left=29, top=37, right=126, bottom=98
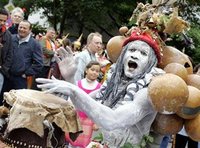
left=55, top=39, right=62, bottom=48
left=123, top=40, right=151, bottom=78
left=11, top=12, right=23, bottom=24
left=86, top=65, right=101, bottom=81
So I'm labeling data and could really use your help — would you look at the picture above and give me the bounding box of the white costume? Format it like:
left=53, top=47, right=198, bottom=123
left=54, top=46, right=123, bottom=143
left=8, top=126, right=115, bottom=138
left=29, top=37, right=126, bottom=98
left=37, top=37, right=165, bottom=147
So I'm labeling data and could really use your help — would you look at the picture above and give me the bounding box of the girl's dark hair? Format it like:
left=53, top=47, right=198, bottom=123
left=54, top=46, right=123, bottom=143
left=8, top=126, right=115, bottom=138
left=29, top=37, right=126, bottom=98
left=84, top=61, right=101, bottom=77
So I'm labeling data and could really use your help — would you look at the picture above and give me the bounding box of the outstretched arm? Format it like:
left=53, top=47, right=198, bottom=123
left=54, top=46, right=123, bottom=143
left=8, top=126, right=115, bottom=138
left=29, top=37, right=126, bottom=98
left=88, top=89, right=100, bottom=100
left=37, top=78, right=153, bottom=131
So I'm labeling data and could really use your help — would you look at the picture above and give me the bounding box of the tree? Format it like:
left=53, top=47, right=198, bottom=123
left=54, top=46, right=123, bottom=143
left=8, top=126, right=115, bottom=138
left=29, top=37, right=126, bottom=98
left=11, top=0, right=141, bottom=39
left=6, top=0, right=200, bottom=35
left=0, top=0, right=9, bottom=8
left=3, top=0, right=200, bottom=64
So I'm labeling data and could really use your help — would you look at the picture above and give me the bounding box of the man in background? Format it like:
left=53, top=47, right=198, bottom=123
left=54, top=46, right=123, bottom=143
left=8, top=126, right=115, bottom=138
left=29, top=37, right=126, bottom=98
left=0, top=9, right=13, bottom=105
left=39, top=27, right=56, bottom=79
left=74, top=32, right=102, bottom=82
left=8, top=7, right=24, bottom=34
left=2, top=20, right=43, bottom=92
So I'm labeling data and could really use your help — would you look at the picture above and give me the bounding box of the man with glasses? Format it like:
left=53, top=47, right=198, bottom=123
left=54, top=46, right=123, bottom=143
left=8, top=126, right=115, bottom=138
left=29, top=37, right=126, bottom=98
left=8, top=7, right=24, bottom=34
left=74, top=32, right=103, bottom=83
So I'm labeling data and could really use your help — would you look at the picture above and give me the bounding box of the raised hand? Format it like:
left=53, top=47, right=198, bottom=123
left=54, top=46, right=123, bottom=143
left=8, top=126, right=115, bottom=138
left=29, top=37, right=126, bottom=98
left=54, top=47, right=77, bottom=84
left=36, top=77, right=76, bottom=97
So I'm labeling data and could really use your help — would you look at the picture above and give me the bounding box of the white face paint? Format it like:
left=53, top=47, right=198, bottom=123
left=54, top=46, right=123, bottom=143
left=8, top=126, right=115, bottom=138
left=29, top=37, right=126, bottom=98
left=123, top=40, right=151, bottom=78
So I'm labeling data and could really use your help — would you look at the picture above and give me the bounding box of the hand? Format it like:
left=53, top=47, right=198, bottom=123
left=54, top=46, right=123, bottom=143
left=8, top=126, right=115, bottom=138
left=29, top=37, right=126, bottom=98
left=36, top=76, right=76, bottom=97
left=0, top=43, right=3, bottom=48
left=54, top=47, right=77, bottom=83
left=22, top=74, right=26, bottom=78
left=92, top=124, right=99, bottom=131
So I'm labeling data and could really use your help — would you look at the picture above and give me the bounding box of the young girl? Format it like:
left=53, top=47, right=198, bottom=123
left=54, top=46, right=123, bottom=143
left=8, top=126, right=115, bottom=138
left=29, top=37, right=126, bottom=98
left=66, top=61, right=102, bottom=148
left=77, top=61, right=102, bottom=95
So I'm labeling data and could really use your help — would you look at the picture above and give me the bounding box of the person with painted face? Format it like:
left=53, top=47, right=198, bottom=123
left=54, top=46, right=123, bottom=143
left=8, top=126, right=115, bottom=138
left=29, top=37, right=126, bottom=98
left=36, top=29, right=165, bottom=147
left=0, top=9, right=13, bottom=105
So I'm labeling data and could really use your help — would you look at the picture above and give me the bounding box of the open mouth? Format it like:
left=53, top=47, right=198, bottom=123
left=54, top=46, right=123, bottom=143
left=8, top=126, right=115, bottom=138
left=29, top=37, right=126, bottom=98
left=128, top=61, right=138, bottom=69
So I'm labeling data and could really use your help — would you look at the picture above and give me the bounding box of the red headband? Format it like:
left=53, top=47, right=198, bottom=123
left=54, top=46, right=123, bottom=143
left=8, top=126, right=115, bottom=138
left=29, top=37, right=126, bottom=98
left=123, top=29, right=161, bottom=63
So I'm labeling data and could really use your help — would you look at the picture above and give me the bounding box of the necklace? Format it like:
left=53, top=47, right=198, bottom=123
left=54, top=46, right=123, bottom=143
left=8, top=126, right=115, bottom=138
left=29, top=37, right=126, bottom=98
left=85, top=78, right=94, bottom=83
left=87, top=49, right=95, bottom=61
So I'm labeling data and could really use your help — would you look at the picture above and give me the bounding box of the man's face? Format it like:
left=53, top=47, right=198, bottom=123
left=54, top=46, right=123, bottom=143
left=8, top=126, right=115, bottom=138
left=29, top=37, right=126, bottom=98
left=0, top=14, right=8, bottom=28
left=88, top=35, right=102, bottom=54
left=18, top=21, right=31, bottom=38
left=11, top=12, right=23, bottom=24
left=46, top=30, right=56, bottom=40
left=123, top=40, right=151, bottom=78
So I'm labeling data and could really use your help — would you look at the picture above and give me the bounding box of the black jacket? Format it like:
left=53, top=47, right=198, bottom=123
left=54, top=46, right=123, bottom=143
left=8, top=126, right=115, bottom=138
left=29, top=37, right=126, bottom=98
left=10, top=34, right=43, bottom=76
left=8, top=24, right=18, bottom=34
left=0, top=30, right=13, bottom=78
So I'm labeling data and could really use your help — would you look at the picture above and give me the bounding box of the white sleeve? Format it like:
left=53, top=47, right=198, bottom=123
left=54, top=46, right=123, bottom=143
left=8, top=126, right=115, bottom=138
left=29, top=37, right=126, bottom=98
left=70, top=87, right=152, bottom=131
left=89, top=89, right=100, bottom=99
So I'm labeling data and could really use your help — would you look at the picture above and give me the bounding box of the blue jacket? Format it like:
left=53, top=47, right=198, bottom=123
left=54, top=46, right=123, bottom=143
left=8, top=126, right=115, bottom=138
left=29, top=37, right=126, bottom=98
left=10, top=34, right=43, bottom=76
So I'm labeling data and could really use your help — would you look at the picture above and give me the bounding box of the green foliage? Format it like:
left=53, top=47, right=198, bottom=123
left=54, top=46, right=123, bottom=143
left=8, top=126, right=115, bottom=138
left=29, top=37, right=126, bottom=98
left=32, top=23, right=46, bottom=35
left=121, top=134, right=154, bottom=148
left=0, top=0, right=8, bottom=8
left=2, top=0, right=200, bottom=63
left=92, top=132, right=104, bottom=143
left=179, top=4, right=200, bottom=26
left=121, top=142, right=134, bottom=148
left=92, top=133, right=154, bottom=148
left=187, top=25, right=200, bottom=65
left=8, top=0, right=138, bottom=37
left=165, top=24, right=200, bottom=65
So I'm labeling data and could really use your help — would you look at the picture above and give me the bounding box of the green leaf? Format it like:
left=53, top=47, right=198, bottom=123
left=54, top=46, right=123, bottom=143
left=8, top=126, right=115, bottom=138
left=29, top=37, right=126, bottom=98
left=148, top=136, right=154, bottom=143
left=121, top=142, right=134, bottom=148
left=140, top=140, right=146, bottom=147
left=92, top=132, right=103, bottom=142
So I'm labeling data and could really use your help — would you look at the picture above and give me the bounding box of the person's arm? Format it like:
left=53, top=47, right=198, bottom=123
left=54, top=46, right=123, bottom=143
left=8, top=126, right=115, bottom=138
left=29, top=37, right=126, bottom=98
left=71, top=87, right=152, bottom=130
left=1, top=31, right=13, bottom=77
left=89, top=89, right=100, bottom=99
left=36, top=78, right=152, bottom=131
